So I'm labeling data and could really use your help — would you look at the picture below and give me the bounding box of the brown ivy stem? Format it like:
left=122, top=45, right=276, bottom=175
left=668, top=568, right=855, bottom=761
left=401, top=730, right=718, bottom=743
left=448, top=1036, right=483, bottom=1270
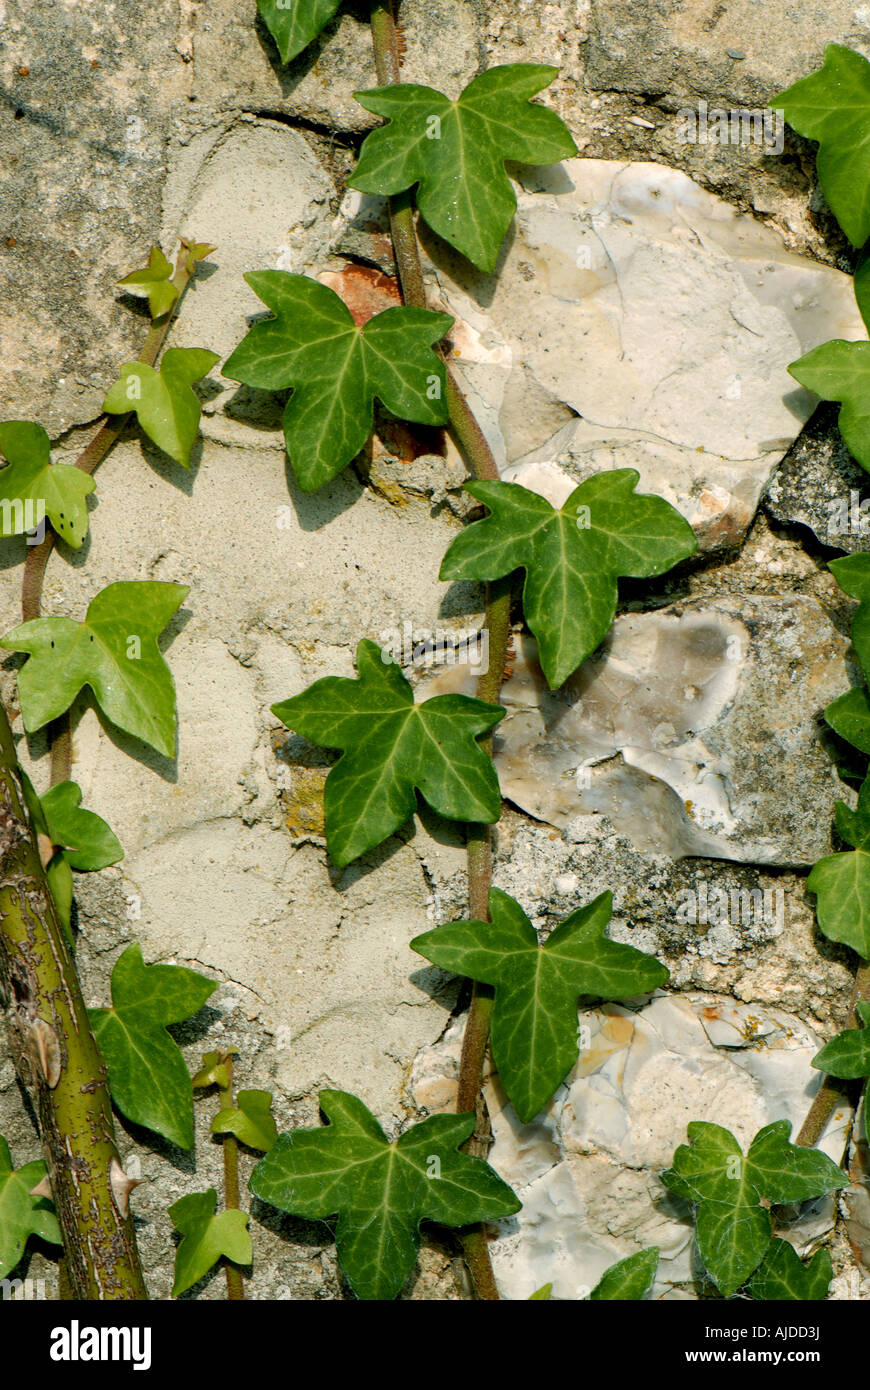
left=0, top=702, right=148, bottom=1298
left=217, top=1053, right=245, bottom=1301
left=20, top=247, right=197, bottom=796
left=1, top=242, right=202, bottom=1300
left=370, top=0, right=509, bottom=1300
left=797, top=957, right=870, bottom=1148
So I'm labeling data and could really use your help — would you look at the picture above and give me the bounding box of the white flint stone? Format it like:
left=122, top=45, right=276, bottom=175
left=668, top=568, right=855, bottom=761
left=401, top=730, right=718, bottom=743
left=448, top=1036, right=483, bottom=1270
left=412, top=994, right=850, bottom=1300
left=422, top=596, right=848, bottom=865
left=425, top=160, right=866, bottom=549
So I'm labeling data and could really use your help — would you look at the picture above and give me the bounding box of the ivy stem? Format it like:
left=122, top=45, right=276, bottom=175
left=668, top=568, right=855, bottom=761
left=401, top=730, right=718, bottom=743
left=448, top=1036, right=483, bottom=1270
left=797, top=957, right=870, bottom=1148
left=20, top=246, right=199, bottom=792
left=217, top=1052, right=245, bottom=1301
left=370, top=0, right=509, bottom=1299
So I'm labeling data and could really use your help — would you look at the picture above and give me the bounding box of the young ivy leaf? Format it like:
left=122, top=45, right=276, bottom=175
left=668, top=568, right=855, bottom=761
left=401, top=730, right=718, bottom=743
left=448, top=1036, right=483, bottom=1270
left=40, top=781, right=123, bottom=871
left=807, top=772, right=870, bottom=955
left=0, top=1136, right=61, bottom=1280
left=412, top=888, right=667, bottom=1122
left=169, top=1190, right=252, bottom=1297
left=0, top=421, right=95, bottom=549
left=812, top=1000, right=870, bottom=1143
left=440, top=472, right=697, bottom=690
left=117, top=245, right=180, bottom=320
left=350, top=65, right=578, bottom=273
left=223, top=272, right=451, bottom=492
left=745, top=1240, right=833, bottom=1302
left=775, top=45, right=870, bottom=248
left=102, top=347, right=219, bottom=468
left=257, top=0, right=343, bottom=63
left=590, top=1247, right=660, bottom=1301
left=212, top=1090, right=278, bottom=1153
left=789, top=342, right=870, bottom=474
left=191, top=1050, right=233, bottom=1091
left=272, top=638, right=503, bottom=866
left=89, top=944, right=217, bottom=1149
left=179, top=237, right=216, bottom=276
left=528, top=1282, right=552, bottom=1300
left=250, top=1089, right=520, bottom=1301
left=661, top=1121, right=846, bottom=1297
left=0, top=580, right=188, bottom=758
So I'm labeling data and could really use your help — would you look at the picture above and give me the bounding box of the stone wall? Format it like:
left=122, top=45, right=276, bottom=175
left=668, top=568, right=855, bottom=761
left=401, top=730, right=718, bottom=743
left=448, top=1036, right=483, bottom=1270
left=1, top=0, right=869, bottom=1299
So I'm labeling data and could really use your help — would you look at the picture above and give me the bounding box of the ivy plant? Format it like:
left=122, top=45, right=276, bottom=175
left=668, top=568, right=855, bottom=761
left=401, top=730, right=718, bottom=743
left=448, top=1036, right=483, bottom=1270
left=271, top=638, right=504, bottom=865
left=250, top=1090, right=520, bottom=1300
left=1, top=580, right=189, bottom=758
left=257, top=0, right=343, bottom=63
left=439, top=472, right=697, bottom=688
left=88, top=944, right=218, bottom=1149
left=223, top=273, right=451, bottom=490
left=412, top=888, right=668, bottom=1122
left=812, top=1003, right=870, bottom=1142
left=349, top=65, right=579, bottom=272
left=0, top=1137, right=62, bottom=1281
left=5, top=0, right=866, bottom=1309
left=169, top=1190, right=252, bottom=1298
left=103, top=348, right=219, bottom=468
left=0, top=422, right=95, bottom=548
left=662, top=1121, right=846, bottom=1297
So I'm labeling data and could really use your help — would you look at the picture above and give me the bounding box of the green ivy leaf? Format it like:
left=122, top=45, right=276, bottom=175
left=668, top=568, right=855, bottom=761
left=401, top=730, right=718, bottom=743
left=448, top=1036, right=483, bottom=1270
left=257, top=0, right=343, bottom=63
left=350, top=65, right=578, bottom=272
left=813, top=1000, right=870, bottom=1078
left=775, top=44, right=870, bottom=247
left=272, top=638, right=504, bottom=866
left=250, top=1089, right=520, bottom=1300
left=789, top=341, right=870, bottom=474
left=103, top=347, right=219, bottom=467
left=662, top=1121, right=846, bottom=1297
left=807, top=772, right=870, bottom=955
left=212, top=1090, right=278, bottom=1153
left=89, top=944, right=217, bottom=1149
left=117, top=246, right=180, bottom=320
left=223, top=272, right=451, bottom=491
left=812, top=1001, right=870, bottom=1143
left=0, top=1137, right=61, bottom=1280
left=831, top=554, right=870, bottom=678
left=169, top=1190, right=251, bottom=1297
left=412, top=888, right=668, bottom=1122
left=590, top=1247, right=659, bottom=1301
left=825, top=686, right=870, bottom=754
left=439, top=472, right=697, bottom=689
left=0, top=421, right=95, bottom=549
left=528, top=1282, right=552, bottom=1300
left=745, top=1240, right=833, bottom=1301
left=40, top=781, right=123, bottom=872
left=46, top=856, right=74, bottom=937
left=0, top=580, right=188, bottom=758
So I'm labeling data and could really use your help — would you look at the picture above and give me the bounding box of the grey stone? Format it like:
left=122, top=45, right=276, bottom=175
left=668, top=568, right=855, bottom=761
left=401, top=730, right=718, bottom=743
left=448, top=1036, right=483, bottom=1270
left=419, top=159, right=866, bottom=551
left=765, top=405, right=870, bottom=553
left=0, top=0, right=187, bottom=432
left=422, top=595, right=849, bottom=867
left=190, top=0, right=484, bottom=133
left=587, top=0, right=870, bottom=105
